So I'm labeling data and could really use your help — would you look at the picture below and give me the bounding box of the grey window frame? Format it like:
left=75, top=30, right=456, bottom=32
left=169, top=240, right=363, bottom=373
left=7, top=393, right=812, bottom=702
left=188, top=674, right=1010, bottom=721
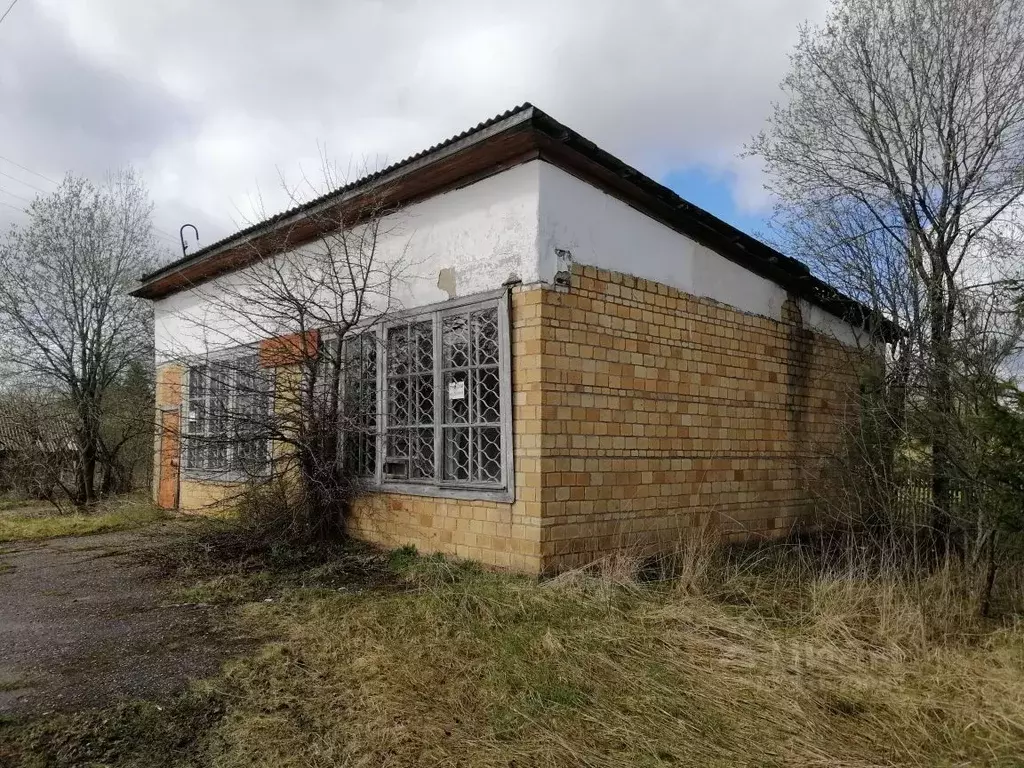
left=182, top=349, right=271, bottom=482
left=341, top=331, right=379, bottom=479
left=357, top=288, right=514, bottom=503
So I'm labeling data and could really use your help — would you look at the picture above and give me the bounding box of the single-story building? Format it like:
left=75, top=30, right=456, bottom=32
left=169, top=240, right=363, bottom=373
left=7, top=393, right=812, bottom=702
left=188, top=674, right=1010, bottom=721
left=132, top=104, right=891, bottom=573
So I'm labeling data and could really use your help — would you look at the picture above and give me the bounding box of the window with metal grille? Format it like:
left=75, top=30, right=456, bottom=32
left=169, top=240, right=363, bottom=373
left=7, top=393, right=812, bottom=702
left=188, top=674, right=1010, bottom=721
left=184, top=354, right=269, bottom=474
left=233, top=355, right=271, bottom=473
left=343, top=333, right=377, bottom=478
left=440, top=308, right=502, bottom=484
left=348, top=291, right=511, bottom=499
left=384, top=319, right=435, bottom=481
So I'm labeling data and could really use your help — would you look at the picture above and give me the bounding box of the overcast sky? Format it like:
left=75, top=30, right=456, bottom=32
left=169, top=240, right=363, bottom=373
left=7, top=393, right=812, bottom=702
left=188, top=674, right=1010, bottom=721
left=0, top=0, right=829, bottom=260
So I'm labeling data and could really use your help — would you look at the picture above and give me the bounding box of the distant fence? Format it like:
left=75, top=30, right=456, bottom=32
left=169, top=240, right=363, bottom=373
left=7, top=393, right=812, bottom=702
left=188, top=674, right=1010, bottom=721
left=894, top=478, right=966, bottom=522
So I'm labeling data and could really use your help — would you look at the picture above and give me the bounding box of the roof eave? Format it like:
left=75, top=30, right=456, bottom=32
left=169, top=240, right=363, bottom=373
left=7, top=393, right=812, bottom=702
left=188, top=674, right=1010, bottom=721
left=130, top=103, right=898, bottom=342
left=130, top=104, right=539, bottom=299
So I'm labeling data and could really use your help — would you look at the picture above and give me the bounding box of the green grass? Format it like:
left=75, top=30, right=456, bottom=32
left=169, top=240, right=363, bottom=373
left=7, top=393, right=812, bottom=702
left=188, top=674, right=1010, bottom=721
left=3, top=540, right=1024, bottom=767
left=0, top=676, right=35, bottom=693
left=0, top=499, right=166, bottom=542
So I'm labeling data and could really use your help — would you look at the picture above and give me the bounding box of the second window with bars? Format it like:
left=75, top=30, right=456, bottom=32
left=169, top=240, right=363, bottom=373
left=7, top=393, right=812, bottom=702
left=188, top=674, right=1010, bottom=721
left=346, top=293, right=509, bottom=494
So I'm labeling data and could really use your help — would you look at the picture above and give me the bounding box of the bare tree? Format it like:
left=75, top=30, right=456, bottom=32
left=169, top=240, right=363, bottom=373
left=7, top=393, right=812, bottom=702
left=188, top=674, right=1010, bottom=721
left=164, top=169, right=407, bottom=541
left=98, top=359, right=155, bottom=495
left=750, top=0, right=1024, bottom=556
left=0, top=171, right=156, bottom=507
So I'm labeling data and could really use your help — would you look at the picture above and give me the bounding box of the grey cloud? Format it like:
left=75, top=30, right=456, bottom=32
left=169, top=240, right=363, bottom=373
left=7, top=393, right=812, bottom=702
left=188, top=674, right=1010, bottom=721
left=0, top=0, right=201, bottom=247
left=2, top=0, right=829, bottom=247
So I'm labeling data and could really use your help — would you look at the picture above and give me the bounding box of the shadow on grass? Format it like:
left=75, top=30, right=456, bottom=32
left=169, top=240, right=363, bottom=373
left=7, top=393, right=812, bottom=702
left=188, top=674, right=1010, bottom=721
left=0, top=688, right=224, bottom=768
left=143, top=517, right=402, bottom=605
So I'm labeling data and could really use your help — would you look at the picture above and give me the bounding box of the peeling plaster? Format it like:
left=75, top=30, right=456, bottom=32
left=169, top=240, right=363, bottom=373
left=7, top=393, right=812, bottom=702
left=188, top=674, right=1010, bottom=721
left=436, top=267, right=457, bottom=299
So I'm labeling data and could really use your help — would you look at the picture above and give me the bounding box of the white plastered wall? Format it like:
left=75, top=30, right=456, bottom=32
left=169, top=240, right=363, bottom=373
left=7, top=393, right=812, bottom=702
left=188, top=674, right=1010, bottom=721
left=535, top=161, right=867, bottom=347
left=154, top=160, right=544, bottom=361
left=153, top=157, right=869, bottom=361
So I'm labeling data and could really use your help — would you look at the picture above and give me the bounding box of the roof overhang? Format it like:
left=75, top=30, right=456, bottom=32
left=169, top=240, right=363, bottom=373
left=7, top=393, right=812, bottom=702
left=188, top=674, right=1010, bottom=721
left=131, top=104, right=899, bottom=342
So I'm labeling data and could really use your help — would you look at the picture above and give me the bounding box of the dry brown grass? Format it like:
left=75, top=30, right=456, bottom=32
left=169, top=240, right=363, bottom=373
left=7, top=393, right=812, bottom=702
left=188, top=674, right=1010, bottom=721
left=201, top=543, right=1024, bottom=768
left=4, top=528, right=1022, bottom=767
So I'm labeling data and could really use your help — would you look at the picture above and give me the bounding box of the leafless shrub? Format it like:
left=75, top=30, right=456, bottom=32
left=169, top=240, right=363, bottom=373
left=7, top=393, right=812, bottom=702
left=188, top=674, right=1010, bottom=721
left=161, top=161, right=409, bottom=543
left=749, top=0, right=1024, bottom=611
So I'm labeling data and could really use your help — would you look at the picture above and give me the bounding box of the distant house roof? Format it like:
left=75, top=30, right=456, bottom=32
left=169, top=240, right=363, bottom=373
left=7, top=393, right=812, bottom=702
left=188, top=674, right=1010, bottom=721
left=131, top=103, right=898, bottom=340
left=0, top=411, right=75, bottom=453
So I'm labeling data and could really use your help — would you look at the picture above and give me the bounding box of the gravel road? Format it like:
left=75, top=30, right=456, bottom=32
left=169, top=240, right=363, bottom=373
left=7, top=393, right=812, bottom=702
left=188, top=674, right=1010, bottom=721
left=0, top=524, right=239, bottom=715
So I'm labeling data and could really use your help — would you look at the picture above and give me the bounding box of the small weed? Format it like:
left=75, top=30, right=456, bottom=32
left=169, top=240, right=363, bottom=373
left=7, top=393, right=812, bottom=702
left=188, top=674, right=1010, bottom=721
left=387, top=543, right=419, bottom=572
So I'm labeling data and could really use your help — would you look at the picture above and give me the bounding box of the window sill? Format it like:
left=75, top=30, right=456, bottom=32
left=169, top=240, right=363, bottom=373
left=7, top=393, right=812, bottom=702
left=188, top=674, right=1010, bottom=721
left=180, top=470, right=258, bottom=485
left=357, top=480, right=515, bottom=504
left=179, top=473, right=516, bottom=504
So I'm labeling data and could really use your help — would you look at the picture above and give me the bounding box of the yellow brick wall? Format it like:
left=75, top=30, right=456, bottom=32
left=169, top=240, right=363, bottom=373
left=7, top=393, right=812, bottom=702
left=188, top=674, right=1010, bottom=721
left=534, top=265, right=865, bottom=571
left=177, top=479, right=243, bottom=511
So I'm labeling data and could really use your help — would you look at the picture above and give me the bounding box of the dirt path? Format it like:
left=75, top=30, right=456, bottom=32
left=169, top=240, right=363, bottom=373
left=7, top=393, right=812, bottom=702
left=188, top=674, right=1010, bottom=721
left=0, top=523, right=240, bottom=715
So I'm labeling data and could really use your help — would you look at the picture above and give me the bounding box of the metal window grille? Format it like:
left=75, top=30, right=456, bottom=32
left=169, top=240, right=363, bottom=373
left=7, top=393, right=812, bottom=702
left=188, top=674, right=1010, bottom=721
left=343, top=333, right=377, bottom=477
left=185, top=365, right=207, bottom=470
left=184, top=355, right=269, bottom=474
left=233, top=354, right=270, bottom=473
left=375, top=292, right=510, bottom=495
left=383, top=319, right=435, bottom=481
left=207, top=363, right=230, bottom=470
left=440, top=307, right=502, bottom=484
left=182, top=293, right=511, bottom=495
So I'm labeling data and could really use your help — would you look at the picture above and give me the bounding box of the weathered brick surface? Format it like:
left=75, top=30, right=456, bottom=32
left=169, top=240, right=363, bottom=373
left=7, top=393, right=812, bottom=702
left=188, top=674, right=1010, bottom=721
left=153, top=267, right=864, bottom=574
left=152, top=364, right=183, bottom=508
left=533, top=266, right=863, bottom=571
left=348, top=493, right=541, bottom=572
left=177, top=479, right=242, bottom=511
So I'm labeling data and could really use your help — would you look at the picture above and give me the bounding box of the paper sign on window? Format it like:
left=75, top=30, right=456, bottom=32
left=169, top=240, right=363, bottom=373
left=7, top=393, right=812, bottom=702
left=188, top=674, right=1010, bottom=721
left=448, top=379, right=466, bottom=400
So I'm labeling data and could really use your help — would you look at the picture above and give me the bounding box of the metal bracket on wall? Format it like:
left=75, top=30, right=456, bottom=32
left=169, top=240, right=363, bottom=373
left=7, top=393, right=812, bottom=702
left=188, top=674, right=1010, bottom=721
left=554, top=248, right=573, bottom=287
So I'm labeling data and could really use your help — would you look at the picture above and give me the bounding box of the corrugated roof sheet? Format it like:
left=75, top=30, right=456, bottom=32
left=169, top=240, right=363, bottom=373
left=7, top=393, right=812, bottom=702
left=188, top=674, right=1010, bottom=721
left=141, top=103, right=537, bottom=284
left=133, top=102, right=899, bottom=339
left=0, top=411, right=76, bottom=453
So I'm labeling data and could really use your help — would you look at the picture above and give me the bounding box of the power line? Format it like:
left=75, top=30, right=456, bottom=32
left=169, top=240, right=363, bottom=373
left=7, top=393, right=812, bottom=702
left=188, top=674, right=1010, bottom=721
left=0, top=154, right=58, bottom=186
left=0, top=200, right=183, bottom=246
left=0, top=169, right=46, bottom=195
left=0, top=0, right=20, bottom=27
left=0, top=199, right=26, bottom=214
left=0, top=152, right=183, bottom=247
left=0, top=186, right=32, bottom=204
left=0, top=160, right=180, bottom=240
